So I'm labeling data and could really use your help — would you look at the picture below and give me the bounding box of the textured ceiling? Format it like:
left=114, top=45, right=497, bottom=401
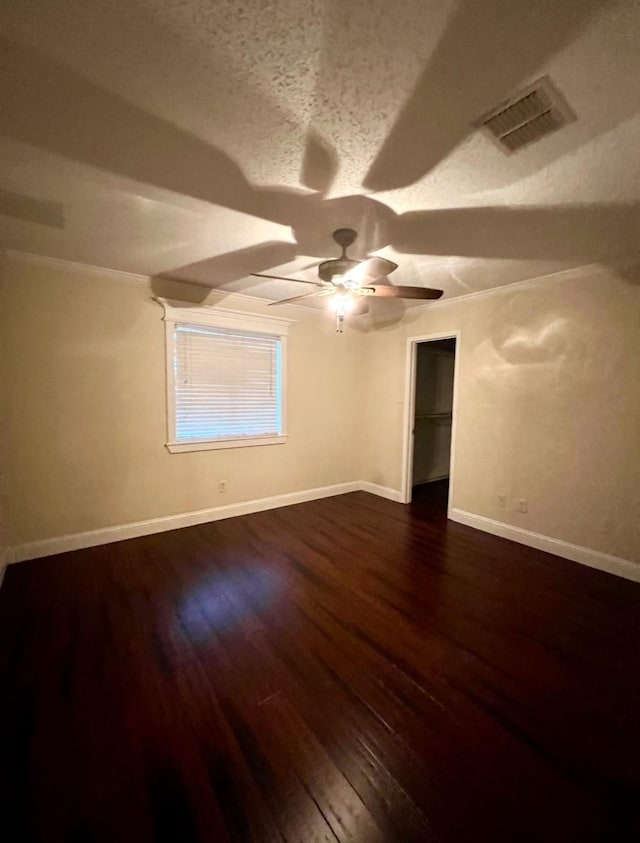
left=2, top=0, right=640, bottom=319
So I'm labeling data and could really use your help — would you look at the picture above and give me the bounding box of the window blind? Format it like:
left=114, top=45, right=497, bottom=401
left=173, top=323, right=282, bottom=442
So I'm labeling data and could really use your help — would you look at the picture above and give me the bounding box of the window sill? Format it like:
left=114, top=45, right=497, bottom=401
left=166, top=435, right=288, bottom=453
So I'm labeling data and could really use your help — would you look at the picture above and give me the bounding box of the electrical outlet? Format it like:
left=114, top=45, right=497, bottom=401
left=517, top=498, right=528, bottom=514
left=497, top=494, right=506, bottom=508
left=218, top=480, right=227, bottom=493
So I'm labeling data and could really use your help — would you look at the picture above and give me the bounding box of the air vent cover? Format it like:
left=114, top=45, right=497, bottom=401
left=476, top=76, right=575, bottom=154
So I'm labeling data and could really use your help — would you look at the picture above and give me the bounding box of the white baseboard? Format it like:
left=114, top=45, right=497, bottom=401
left=11, top=490, right=635, bottom=586
left=450, top=508, right=640, bottom=583
left=7, top=481, right=362, bottom=565
left=359, top=482, right=405, bottom=503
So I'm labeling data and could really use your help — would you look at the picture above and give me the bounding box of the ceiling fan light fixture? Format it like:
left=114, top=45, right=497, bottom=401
left=343, top=275, right=362, bottom=290
left=329, top=290, right=357, bottom=332
left=329, top=291, right=356, bottom=316
left=256, top=228, right=442, bottom=333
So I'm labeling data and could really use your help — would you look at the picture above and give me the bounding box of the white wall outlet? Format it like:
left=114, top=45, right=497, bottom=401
left=517, top=499, right=528, bottom=513
left=497, top=494, right=506, bottom=508
left=218, top=480, right=227, bottom=493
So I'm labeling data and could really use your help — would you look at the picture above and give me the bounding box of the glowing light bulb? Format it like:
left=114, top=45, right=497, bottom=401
left=330, top=292, right=356, bottom=318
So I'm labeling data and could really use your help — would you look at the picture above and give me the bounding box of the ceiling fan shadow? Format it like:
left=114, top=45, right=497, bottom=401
left=610, top=261, right=640, bottom=288
left=364, top=0, right=603, bottom=191
left=0, top=36, right=317, bottom=231
left=149, top=276, right=214, bottom=306
left=300, top=129, right=339, bottom=195
left=391, top=202, right=640, bottom=263
left=0, top=187, right=66, bottom=229
left=155, top=241, right=299, bottom=294
left=293, top=193, right=396, bottom=259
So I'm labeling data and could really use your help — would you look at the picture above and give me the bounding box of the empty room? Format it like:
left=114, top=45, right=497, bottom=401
left=1, top=1, right=640, bottom=840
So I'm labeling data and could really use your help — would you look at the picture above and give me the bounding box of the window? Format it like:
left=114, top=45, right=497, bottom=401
left=159, top=299, right=292, bottom=453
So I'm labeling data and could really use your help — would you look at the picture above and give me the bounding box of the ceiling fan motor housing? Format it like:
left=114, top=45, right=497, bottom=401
left=318, top=257, right=359, bottom=283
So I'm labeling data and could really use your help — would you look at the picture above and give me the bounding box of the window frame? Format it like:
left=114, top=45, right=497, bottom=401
left=158, top=298, right=293, bottom=453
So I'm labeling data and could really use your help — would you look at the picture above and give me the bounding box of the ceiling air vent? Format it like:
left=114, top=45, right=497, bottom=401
left=476, top=76, right=575, bottom=154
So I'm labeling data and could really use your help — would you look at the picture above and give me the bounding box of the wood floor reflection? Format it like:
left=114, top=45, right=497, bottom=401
left=2, top=487, right=639, bottom=841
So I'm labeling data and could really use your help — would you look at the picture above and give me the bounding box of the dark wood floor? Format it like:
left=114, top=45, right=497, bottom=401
left=2, top=485, right=640, bottom=842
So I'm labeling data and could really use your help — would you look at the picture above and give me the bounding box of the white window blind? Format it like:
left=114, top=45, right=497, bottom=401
left=173, top=323, right=283, bottom=443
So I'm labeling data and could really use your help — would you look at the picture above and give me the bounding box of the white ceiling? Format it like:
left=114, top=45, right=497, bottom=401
left=2, top=0, right=640, bottom=312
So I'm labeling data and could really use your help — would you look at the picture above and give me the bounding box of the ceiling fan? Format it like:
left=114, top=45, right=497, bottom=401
left=251, top=228, right=443, bottom=332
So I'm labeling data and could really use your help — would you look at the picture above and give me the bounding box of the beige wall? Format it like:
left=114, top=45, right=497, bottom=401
left=361, top=266, right=640, bottom=564
left=3, top=255, right=640, bottom=569
left=1, top=256, right=366, bottom=546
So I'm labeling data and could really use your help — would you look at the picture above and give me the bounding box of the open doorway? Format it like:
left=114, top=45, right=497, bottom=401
left=401, top=334, right=459, bottom=515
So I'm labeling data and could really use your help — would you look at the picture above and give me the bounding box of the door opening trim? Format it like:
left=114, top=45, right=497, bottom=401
left=400, top=331, right=461, bottom=517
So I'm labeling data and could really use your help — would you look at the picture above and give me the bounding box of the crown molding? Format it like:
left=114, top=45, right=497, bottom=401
left=1, top=249, right=325, bottom=312
left=3, top=248, right=152, bottom=284
left=156, top=297, right=295, bottom=333
left=407, top=261, right=608, bottom=316
left=6, top=249, right=614, bottom=325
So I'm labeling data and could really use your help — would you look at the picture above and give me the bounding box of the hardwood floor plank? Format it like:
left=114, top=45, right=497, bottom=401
left=1, top=484, right=639, bottom=841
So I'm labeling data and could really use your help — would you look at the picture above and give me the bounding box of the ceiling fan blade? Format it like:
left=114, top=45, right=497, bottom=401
left=344, top=256, right=398, bottom=286
left=365, top=285, right=443, bottom=300
left=389, top=202, right=640, bottom=261
left=268, top=289, right=335, bottom=306
left=363, top=0, right=600, bottom=191
left=297, top=258, right=324, bottom=272
left=252, top=272, right=329, bottom=287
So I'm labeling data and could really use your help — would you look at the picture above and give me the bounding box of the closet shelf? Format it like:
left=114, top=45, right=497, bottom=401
left=415, top=412, right=453, bottom=419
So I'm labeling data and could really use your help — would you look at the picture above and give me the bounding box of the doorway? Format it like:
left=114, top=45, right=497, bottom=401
left=401, top=334, right=459, bottom=513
